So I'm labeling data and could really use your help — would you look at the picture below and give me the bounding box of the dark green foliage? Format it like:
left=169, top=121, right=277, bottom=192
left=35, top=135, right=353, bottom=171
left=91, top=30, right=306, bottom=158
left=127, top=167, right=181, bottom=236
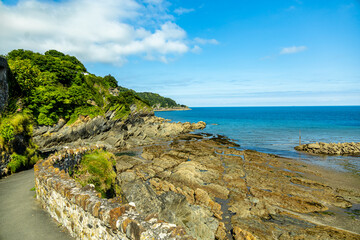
left=5, top=49, right=140, bottom=125
left=5, top=49, right=176, bottom=126
left=0, top=113, right=39, bottom=173
left=117, top=86, right=185, bottom=108
left=136, top=92, right=183, bottom=108
left=45, top=50, right=65, bottom=58
left=8, top=59, right=41, bottom=93
left=103, top=74, right=118, bottom=88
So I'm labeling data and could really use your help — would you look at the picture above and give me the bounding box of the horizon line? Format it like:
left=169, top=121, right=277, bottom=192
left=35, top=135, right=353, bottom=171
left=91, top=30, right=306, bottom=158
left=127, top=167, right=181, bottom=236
left=187, top=105, right=360, bottom=108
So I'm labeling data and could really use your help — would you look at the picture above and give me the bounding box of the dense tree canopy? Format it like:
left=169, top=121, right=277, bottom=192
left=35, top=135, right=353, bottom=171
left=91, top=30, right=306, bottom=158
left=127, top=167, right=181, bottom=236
left=4, top=49, right=184, bottom=125
left=5, top=49, right=145, bottom=125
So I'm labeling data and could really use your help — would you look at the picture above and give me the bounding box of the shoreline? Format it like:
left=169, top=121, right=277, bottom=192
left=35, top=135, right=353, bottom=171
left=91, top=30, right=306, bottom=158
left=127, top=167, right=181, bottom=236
left=112, top=123, right=360, bottom=239
left=3, top=114, right=360, bottom=239
left=153, top=107, right=191, bottom=112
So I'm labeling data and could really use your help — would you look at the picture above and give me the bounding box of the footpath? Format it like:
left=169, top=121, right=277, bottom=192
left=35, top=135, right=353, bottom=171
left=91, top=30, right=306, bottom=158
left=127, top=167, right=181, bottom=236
left=0, top=169, right=73, bottom=240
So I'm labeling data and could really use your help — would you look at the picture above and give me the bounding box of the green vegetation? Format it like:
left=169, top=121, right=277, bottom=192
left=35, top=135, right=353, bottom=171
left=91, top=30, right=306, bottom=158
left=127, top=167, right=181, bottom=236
left=72, top=149, right=120, bottom=198
left=5, top=49, right=149, bottom=126
left=117, top=87, right=186, bottom=108
left=136, top=92, right=186, bottom=108
left=0, top=113, right=39, bottom=173
left=1, top=48, right=183, bottom=176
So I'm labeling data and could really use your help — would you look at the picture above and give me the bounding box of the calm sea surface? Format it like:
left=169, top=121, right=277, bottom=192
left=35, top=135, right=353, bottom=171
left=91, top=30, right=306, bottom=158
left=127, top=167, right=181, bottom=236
left=155, top=106, right=360, bottom=174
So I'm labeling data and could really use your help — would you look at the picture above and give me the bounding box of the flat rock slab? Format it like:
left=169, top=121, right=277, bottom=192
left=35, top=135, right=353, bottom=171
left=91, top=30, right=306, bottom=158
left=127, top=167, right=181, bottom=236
left=0, top=169, right=73, bottom=240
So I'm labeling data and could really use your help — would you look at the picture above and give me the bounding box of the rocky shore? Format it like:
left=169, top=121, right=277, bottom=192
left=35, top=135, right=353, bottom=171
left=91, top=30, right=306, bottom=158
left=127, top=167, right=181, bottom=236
left=113, top=131, right=360, bottom=239
left=4, top=109, right=360, bottom=239
left=32, top=111, right=205, bottom=155
left=295, top=142, right=360, bottom=155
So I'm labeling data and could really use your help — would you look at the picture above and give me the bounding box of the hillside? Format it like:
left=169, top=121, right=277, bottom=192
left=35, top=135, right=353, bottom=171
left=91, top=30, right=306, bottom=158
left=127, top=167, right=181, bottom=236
left=0, top=49, right=153, bottom=175
left=118, top=87, right=188, bottom=109
left=3, top=49, right=151, bottom=126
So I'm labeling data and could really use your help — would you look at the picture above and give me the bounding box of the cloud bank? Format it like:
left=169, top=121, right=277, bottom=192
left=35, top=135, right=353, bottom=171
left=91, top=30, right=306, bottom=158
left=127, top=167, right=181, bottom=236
left=0, top=0, right=216, bottom=65
left=280, top=46, right=307, bottom=54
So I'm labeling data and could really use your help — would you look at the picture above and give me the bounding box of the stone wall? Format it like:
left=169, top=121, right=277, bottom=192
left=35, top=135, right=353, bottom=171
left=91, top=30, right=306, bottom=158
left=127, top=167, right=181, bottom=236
left=34, top=146, right=193, bottom=240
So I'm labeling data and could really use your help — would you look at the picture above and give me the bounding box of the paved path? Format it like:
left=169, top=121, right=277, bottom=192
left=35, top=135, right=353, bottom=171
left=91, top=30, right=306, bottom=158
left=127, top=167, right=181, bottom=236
left=0, top=169, right=73, bottom=240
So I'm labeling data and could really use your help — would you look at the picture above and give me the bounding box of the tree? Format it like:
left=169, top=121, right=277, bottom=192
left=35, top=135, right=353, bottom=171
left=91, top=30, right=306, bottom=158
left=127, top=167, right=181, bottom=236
left=103, top=74, right=118, bottom=88
left=8, top=59, right=41, bottom=94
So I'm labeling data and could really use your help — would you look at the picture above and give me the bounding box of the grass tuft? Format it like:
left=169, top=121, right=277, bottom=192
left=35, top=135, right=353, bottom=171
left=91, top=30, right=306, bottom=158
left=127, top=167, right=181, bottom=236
left=72, top=149, right=120, bottom=198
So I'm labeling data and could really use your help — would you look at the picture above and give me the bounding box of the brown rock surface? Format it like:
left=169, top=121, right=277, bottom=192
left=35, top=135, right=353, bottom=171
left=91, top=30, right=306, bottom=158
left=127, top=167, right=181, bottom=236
left=114, top=133, right=360, bottom=239
left=295, top=142, right=360, bottom=155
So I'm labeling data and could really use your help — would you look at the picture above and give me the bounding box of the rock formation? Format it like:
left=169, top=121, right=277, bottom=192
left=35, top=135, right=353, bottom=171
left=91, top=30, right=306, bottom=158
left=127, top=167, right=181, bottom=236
left=113, top=133, right=360, bottom=239
left=295, top=142, right=360, bottom=155
left=33, top=112, right=206, bottom=155
left=0, top=57, right=9, bottom=113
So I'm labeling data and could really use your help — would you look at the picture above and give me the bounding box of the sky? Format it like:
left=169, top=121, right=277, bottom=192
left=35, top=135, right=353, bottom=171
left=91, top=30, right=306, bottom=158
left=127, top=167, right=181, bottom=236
left=0, top=0, right=359, bottom=107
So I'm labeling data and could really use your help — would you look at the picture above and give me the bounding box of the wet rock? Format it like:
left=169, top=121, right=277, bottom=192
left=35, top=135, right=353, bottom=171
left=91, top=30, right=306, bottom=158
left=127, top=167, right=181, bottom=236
left=295, top=142, right=360, bottom=155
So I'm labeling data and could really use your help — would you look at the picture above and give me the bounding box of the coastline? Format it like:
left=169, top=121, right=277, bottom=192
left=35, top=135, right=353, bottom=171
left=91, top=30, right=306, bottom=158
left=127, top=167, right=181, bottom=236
left=153, top=107, right=191, bottom=112
left=155, top=106, right=360, bottom=174
left=110, top=117, right=360, bottom=239
left=4, top=112, right=359, bottom=239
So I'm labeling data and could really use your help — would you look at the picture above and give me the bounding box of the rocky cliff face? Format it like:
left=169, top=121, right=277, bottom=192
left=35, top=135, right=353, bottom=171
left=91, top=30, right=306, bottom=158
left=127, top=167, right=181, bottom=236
left=0, top=57, right=9, bottom=113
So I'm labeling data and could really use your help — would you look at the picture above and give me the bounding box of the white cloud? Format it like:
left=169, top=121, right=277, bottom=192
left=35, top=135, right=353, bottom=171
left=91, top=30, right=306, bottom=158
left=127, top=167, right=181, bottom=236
left=0, top=0, right=191, bottom=64
left=191, top=45, right=202, bottom=54
left=194, top=37, right=219, bottom=45
left=174, top=7, right=195, bottom=15
left=280, top=46, right=307, bottom=55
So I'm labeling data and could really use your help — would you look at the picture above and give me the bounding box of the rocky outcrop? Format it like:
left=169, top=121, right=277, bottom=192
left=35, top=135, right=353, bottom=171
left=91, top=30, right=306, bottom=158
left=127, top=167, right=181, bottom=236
left=33, top=113, right=206, bottom=154
left=0, top=57, right=10, bottom=112
left=295, top=142, right=360, bottom=155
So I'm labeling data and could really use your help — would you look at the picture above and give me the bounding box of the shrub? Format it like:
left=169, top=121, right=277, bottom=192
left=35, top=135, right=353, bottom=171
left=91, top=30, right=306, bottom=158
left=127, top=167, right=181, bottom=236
left=73, top=149, right=120, bottom=198
left=0, top=113, right=40, bottom=173
left=8, top=153, right=27, bottom=173
left=0, top=123, right=15, bottom=143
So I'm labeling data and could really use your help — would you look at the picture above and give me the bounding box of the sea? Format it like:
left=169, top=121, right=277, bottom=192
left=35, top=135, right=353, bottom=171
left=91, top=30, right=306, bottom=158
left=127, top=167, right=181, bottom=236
left=155, top=106, right=360, bottom=174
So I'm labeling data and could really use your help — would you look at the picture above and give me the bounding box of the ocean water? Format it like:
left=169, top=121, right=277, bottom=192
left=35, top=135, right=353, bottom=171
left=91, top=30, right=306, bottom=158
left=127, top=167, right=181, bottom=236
left=155, top=106, right=360, bottom=174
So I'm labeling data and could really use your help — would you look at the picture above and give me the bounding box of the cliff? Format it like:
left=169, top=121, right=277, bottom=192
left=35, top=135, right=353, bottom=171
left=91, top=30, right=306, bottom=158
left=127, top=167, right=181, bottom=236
left=0, top=57, right=10, bottom=113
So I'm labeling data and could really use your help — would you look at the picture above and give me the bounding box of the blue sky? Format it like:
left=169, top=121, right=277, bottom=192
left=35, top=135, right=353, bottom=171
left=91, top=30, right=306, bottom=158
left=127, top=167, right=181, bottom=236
left=1, top=0, right=359, bottom=106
